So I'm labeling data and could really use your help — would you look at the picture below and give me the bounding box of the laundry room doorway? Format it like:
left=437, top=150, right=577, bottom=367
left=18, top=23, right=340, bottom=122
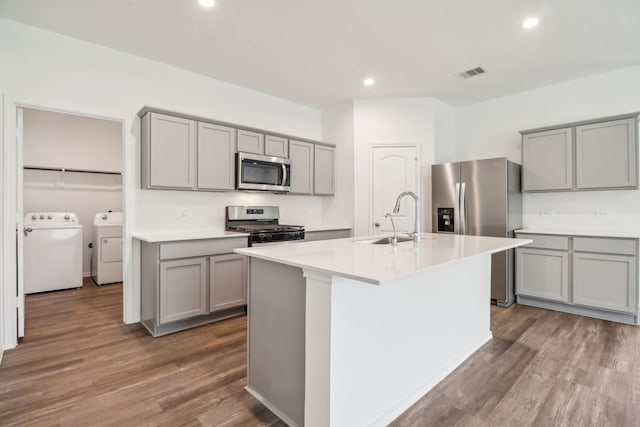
left=16, top=106, right=125, bottom=339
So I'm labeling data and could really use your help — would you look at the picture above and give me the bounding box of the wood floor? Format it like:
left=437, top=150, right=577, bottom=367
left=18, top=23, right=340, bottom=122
left=2, top=280, right=640, bottom=426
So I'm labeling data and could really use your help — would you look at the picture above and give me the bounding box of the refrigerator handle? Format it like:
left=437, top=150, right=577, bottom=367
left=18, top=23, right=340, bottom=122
left=455, top=182, right=461, bottom=234
left=460, top=182, right=467, bottom=235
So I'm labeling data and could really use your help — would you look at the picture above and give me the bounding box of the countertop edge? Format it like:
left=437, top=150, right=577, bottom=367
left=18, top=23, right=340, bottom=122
left=515, top=229, right=640, bottom=239
left=304, top=226, right=352, bottom=233
left=133, top=231, right=249, bottom=243
left=235, top=237, right=531, bottom=285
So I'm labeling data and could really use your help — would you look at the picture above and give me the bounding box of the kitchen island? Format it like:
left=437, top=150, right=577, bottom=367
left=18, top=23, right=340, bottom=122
left=235, top=233, right=530, bottom=427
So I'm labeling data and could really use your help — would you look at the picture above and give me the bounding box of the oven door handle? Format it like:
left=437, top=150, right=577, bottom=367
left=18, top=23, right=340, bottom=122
left=281, top=163, right=287, bottom=186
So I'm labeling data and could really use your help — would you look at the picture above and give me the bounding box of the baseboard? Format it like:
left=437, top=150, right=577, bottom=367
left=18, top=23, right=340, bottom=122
left=369, top=332, right=494, bottom=427
left=517, top=296, right=639, bottom=325
left=245, top=386, right=299, bottom=427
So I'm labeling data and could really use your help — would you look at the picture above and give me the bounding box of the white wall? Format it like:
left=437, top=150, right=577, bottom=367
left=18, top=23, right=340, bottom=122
left=321, top=101, right=355, bottom=230
left=0, top=94, right=5, bottom=358
left=352, top=98, right=455, bottom=236
left=0, top=17, right=324, bottom=344
left=23, top=108, right=123, bottom=172
left=455, top=65, right=640, bottom=232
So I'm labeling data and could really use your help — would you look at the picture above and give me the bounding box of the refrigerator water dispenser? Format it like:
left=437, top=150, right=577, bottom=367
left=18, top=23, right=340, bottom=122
left=437, top=208, right=455, bottom=232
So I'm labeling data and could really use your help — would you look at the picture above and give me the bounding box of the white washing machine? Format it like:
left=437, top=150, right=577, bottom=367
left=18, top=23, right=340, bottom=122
left=92, top=211, right=123, bottom=285
left=23, top=212, right=83, bottom=294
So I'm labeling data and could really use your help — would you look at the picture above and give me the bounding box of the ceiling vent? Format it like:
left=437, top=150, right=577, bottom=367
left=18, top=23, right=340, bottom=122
left=458, top=66, right=486, bottom=79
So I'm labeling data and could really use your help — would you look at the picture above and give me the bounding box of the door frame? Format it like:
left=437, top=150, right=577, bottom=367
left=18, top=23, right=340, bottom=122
left=1, top=96, right=129, bottom=350
left=368, top=143, right=421, bottom=236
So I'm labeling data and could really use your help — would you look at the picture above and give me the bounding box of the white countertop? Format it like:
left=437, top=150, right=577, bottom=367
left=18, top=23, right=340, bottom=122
left=235, top=233, right=531, bottom=285
left=132, top=229, right=248, bottom=243
left=516, top=228, right=640, bottom=239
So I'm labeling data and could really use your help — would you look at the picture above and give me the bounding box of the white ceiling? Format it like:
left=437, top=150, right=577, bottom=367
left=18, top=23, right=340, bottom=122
left=1, top=0, right=639, bottom=109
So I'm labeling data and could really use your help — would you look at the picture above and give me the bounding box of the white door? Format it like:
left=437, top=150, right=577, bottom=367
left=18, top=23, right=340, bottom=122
left=16, top=107, right=25, bottom=338
left=370, top=145, right=419, bottom=235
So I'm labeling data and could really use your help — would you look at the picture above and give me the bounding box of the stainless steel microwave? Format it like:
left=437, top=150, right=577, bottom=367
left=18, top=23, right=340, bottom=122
left=236, top=152, right=291, bottom=192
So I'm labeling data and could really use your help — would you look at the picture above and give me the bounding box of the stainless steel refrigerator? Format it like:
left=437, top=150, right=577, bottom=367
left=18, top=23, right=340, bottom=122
left=431, top=157, right=522, bottom=307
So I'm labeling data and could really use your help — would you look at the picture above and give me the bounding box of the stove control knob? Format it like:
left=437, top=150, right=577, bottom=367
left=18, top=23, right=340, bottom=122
left=64, top=214, right=70, bottom=220
left=47, top=214, right=52, bottom=219
left=39, top=215, right=45, bottom=220
left=31, top=214, right=37, bottom=220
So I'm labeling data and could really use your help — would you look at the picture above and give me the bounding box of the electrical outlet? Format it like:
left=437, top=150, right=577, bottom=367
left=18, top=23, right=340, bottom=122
left=178, top=211, right=191, bottom=220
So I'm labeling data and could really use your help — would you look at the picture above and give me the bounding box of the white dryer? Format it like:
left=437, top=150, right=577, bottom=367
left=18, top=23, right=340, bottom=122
left=23, top=212, right=83, bottom=294
left=92, top=212, right=123, bottom=285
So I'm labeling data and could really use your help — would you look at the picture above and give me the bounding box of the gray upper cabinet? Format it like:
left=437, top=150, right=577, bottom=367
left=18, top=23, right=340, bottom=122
left=522, top=128, right=573, bottom=192
left=521, top=113, right=639, bottom=192
left=575, top=118, right=637, bottom=189
left=265, top=135, right=289, bottom=158
left=197, top=122, right=236, bottom=191
left=289, top=140, right=314, bottom=194
left=314, top=145, right=335, bottom=195
left=237, top=129, right=265, bottom=154
left=139, top=107, right=336, bottom=194
left=142, top=112, right=197, bottom=189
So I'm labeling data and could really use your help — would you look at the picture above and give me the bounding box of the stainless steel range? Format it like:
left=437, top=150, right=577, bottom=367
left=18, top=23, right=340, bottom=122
left=226, top=206, right=304, bottom=246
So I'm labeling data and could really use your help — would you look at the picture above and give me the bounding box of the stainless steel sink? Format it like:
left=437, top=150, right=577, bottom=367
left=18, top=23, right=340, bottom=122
left=372, top=236, right=414, bottom=244
left=354, top=236, right=414, bottom=245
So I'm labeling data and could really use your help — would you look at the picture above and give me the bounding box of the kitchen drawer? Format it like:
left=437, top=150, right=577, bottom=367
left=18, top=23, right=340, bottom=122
left=573, top=237, right=637, bottom=256
left=160, top=237, right=247, bottom=260
left=515, top=233, right=569, bottom=251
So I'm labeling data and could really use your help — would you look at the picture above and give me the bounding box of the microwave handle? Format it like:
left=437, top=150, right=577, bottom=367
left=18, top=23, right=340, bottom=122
left=282, top=163, right=287, bottom=186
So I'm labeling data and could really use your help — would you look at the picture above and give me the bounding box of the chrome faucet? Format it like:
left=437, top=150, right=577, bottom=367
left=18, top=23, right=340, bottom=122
left=384, top=213, right=398, bottom=245
left=393, top=191, right=420, bottom=243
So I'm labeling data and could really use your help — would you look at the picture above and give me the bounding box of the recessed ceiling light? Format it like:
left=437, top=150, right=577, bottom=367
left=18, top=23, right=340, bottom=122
left=198, top=0, right=215, bottom=8
left=522, top=17, right=539, bottom=29
left=363, top=78, right=375, bottom=87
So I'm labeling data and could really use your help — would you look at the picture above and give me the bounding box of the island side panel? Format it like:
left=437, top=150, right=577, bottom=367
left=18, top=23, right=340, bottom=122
left=328, top=254, right=493, bottom=426
left=247, top=258, right=306, bottom=427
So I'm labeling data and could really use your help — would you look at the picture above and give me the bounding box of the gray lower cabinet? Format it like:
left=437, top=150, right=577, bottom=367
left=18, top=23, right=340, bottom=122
left=140, top=236, right=248, bottom=336
left=573, top=252, right=637, bottom=313
left=314, top=145, right=335, bottom=195
left=159, top=258, right=207, bottom=324
left=516, top=248, right=569, bottom=302
left=289, top=140, right=314, bottom=194
left=210, top=254, right=247, bottom=312
left=516, top=232, right=639, bottom=323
